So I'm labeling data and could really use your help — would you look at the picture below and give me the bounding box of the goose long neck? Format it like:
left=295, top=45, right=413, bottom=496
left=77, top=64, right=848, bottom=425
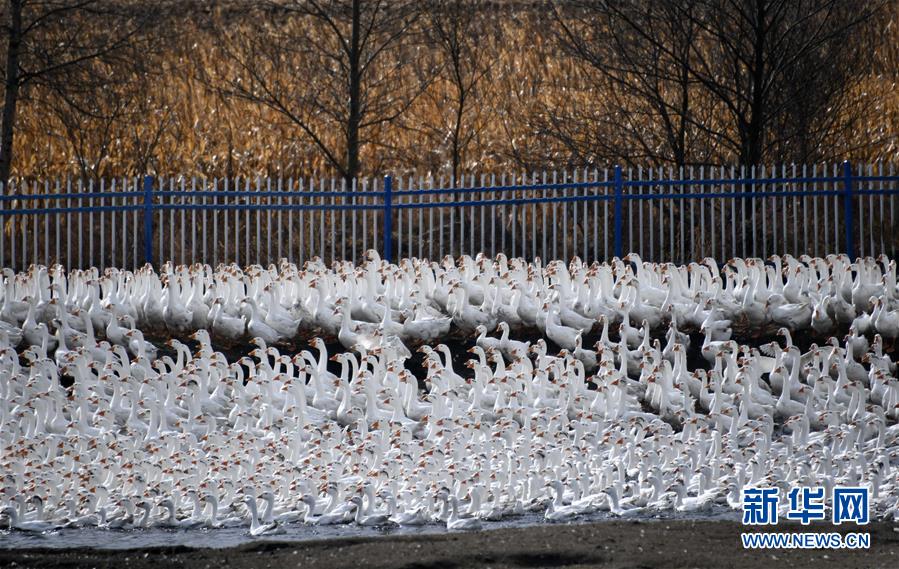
left=245, top=499, right=259, bottom=525
left=441, top=346, right=455, bottom=375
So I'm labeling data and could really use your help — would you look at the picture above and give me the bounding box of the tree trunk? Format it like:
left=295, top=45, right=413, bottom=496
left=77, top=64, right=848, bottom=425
left=345, top=0, right=362, bottom=185
left=743, top=0, right=768, bottom=167
left=0, top=0, right=23, bottom=190
left=451, top=90, right=464, bottom=183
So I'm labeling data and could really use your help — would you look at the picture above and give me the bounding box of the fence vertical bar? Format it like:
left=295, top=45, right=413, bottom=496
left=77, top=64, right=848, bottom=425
left=798, top=164, right=805, bottom=256
left=512, top=172, right=519, bottom=259
left=408, top=175, right=414, bottom=259
left=87, top=180, right=93, bottom=268
left=478, top=174, right=484, bottom=258
left=469, top=174, right=475, bottom=258
left=29, top=182, right=35, bottom=266
left=158, top=178, right=164, bottom=265
left=168, top=178, right=175, bottom=264
left=298, top=178, right=304, bottom=262
left=278, top=175, right=284, bottom=262
left=627, top=168, right=633, bottom=258
left=111, top=180, right=117, bottom=267
left=592, top=169, right=598, bottom=262
left=762, top=166, right=768, bottom=258
left=245, top=178, right=251, bottom=264
left=339, top=178, right=344, bottom=263
left=287, top=178, right=293, bottom=263
left=231, top=177, right=238, bottom=267
left=862, top=164, right=870, bottom=257
left=698, top=167, right=705, bottom=260
left=811, top=164, right=818, bottom=257
left=373, top=178, right=378, bottom=259
left=710, top=168, right=717, bottom=260
left=423, top=176, right=429, bottom=259
left=749, top=166, right=756, bottom=258
left=572, top=169, right=579, bottom=261
left=678, top=166, right=685, bottom=263
left=842, top=161, right=855, bottom=260
left=613, top=165, right=623, bottom=259
left=890, top=163, right=896, bottom=255
left=657, top=167, right=664, bottom=262
left=383, top=175, right=393, bottom=263
left=428, top=176, right=434, bottom=260
left=541, top=171, right=547, bottom=261
left=582, top=168, right=588, bottom=261
left=214, top=179, right=220, bottom=267
left=45, top=180, right=50, bottom=266
left=131, top=177, right=137, bottom=269
left=177, top=178, right=184, bottom=265
left=54, top=180, right=60, bottom=266
left=413, top=175, right=418, bottom=259
left=562, top=170, right=569, bottom=261
left=351, top=178, right=357, bottom=263
left=605, top=168, right=610, bottom=261
left=781, top=164, right=787, bottom=255
left=437, top=176, right=444, bottom=258
left=0, top=183, right=4, bottom=269
left=884, top=162, right=892, bottom=253
left=256, top=177, right=262, bottom=265
left=719, top=166, right=726, bottom=261
left=190, top=178, right=196, bottom=264
left=119, top=178, right=126, bottom=267
left=449, top=175, right=456, bottom=257
left=203, top=178, right=208, bottom=265
left=75, top=179, right=82, bottom=269
left=637, top=166, right=643, bottom=258
left=268, top=177, right=274, bottom=265
left=647, top=167, right=654, bottom=262
left=686, top=166, right=693, bottom=260
left=551, top=171, right=557, bottom=260
left=721, top=166, right=745, bottom=261
left=532, top=172, right=538, bottom=261
left=20, top=185, right=25, bottom=270
left=822, top=164, right=829, bottom=254
left=9, top=183, right=15, bottom=271
left=397, top=177, right=404, bottom=258
left=65, top=178, right=71, bottom=268
left=668, top=167, right=674, bottom=262
left=833, top=163, right=840, bottom=254
left=490, top=174, right=496, bottom=258
left=143, top=175, right=154, bottom=266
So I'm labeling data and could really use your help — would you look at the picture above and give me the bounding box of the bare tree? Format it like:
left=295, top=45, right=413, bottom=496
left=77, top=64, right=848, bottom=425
left=548, top=0, right=879, bottom=167
left=424, top=0, right=493, bottom=181
left=551, top=0, right=716, bottom=168
left=0, top=0, right=155, bottom=186
left=213, top=0, right=427, bottom=183
left=682, top=0, right=878, bottom=165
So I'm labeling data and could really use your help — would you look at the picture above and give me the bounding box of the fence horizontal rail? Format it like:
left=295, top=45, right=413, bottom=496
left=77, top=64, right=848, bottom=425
left=154, top=189, right=381, bottom=199
left=0, top=191, right=140, bottom=201
left=0, top=204, right=144, bottom=216
left=0, top=161, right=895, bottom=270
left=150, top=203, right=384, bottom=212
left=5, top=188, right=898, bottom=217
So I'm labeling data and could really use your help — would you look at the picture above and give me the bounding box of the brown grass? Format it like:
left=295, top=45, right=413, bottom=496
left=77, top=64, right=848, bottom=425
left=7, top=3, right=896, bottom=182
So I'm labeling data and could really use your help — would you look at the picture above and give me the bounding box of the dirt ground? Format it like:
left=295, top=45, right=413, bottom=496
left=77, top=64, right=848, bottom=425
left=2, top=520, right=898, bottom=569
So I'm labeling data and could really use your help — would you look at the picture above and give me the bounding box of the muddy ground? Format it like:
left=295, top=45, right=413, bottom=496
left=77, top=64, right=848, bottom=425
left=2, top=519, right=898, bottom=569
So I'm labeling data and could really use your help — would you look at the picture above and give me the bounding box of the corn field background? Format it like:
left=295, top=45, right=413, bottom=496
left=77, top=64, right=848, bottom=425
left=0, top=0, right=897, bottom=267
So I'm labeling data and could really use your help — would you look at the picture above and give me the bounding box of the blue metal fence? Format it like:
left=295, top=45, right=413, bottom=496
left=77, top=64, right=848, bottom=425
left=0, top=161, right=896, bottom=270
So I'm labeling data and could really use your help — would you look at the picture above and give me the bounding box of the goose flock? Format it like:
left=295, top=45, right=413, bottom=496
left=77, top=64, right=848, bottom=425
left=1, top=252, right=898, bottom=535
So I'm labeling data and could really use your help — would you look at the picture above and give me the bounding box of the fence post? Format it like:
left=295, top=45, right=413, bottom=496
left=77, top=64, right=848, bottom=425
left=143, top=175, right=154, bottom=266
left=842, top=161, right=855, bottom=260
left=383, top=175, right=393, bottom=263
left=613, top=165, right=623, bottom=259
